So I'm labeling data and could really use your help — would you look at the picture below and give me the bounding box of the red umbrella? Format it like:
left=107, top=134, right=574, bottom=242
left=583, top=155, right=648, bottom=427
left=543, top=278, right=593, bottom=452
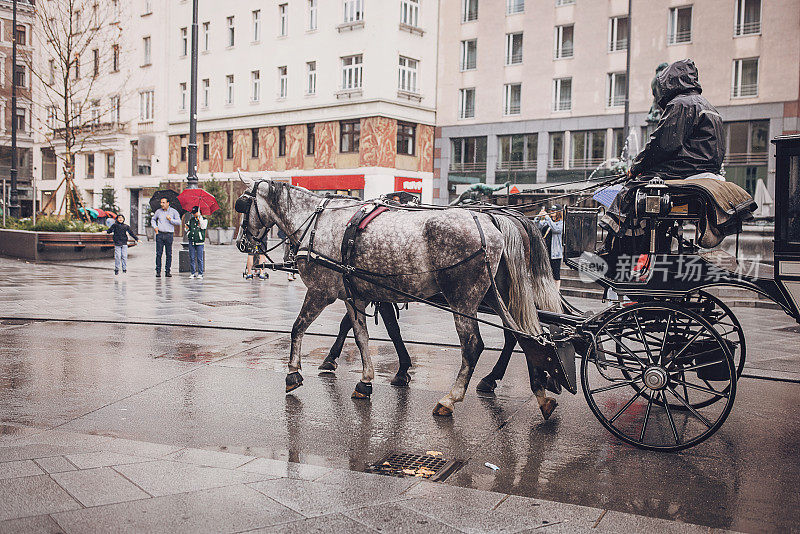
left=178, top=188, right=219, bottom=215
left=104, top=210, right=117, bottom=218
left=95, top=208, right=107, bottom=217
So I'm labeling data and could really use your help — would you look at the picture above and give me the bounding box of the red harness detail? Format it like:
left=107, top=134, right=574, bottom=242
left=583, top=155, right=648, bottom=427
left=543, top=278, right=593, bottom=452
left=358, top=206, right=390, bottom=230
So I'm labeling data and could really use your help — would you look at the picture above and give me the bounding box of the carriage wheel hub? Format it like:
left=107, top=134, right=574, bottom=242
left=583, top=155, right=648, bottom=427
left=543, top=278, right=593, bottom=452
left=643, top=366, right=669, bottom=390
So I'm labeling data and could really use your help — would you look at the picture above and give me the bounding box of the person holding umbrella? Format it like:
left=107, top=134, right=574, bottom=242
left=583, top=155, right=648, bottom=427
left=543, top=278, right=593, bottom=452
left=185, top=206, right=208, bottom=279
left=152, top=197, right=181, bottom=277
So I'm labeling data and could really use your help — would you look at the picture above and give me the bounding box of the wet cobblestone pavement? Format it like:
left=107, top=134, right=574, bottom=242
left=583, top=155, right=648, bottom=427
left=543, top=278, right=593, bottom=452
left=0, top=244, right=798, bottom=532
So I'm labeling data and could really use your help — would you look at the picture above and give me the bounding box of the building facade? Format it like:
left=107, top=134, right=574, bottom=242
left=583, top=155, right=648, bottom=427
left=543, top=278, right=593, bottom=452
left=434, top=0, right=800, bottom=206
left=165, top=0, right=437, bottom=204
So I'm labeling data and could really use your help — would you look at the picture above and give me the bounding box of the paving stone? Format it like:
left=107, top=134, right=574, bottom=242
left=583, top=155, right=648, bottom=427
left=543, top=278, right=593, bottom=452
left=33, top=456, right=78, bottom=474
left=100, top=438, right=184, bottom=459
left=0, top=444, right=100, bottom=463
left=238, top=458, right=333, bottom=481
left=315, top=468, right=417, bottom=494
left=0, top=475, right=81, bottom=521
left=345, top=502, right=462, bottom=533
left=0, top=459, right=45, bottom=480
left=112, top=459, right=274, bottom=497
left=51, top=484, right=302, bottom=534
left=499, top=495, right=604, bottom=531
left=0, top=514, right=66, bottom=534
left=165, top=447, right=256, bottom=469
left=402, top=479, right=507, bottom=509
left=64, top=451, right=152, bottom=470
left=250, top=513, right=372, bottom=534
left=51, top=467, right=151, bottom=507
left=596, top=510, right=714, bottom=533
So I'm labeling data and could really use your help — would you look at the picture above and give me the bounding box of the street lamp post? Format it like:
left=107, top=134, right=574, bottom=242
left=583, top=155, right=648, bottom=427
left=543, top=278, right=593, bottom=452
left=186, top=0, right=199, bottom=189
left=622, top=0, right=632, bottom=160
left=8, top=0, right=20, bottom=218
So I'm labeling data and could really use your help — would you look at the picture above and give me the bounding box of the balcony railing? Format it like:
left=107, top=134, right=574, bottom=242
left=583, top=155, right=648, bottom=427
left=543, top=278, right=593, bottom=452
left=731, top=83, right=758, bottom=98
left=460, top=59, right=476, bottom=71
left=54, top=121, right=128, bottom=136
left=459, top=106, right=475, bottom=119
left=506, top=1, right=524, bottom=15
left=609, top=39, right=627, bottom=52
left=450, top=161, right=486, bottom=172
left=503, top=103, right=521, bottom=116
left=667, top=29, right=692, bottom=45
left=724, top=152, right=768, bottom=165
left=553, top=99, right=571, bottom=112
left=548, top=159, right=564, bottom=169
left=497, top=160, right=536, bottom=171
left=506, top=51, right=523, bottom=65
left=735, top=21, right=760, bottom=35
left=608, top=94, right=625, bottom=107
left=570, top=157, right=607, bottom=169
left=554, top=45, right=573, bottom=59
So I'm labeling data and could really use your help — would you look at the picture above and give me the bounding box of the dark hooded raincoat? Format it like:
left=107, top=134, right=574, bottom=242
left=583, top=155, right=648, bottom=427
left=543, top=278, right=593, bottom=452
left=630, top=59, right=725, bottom=180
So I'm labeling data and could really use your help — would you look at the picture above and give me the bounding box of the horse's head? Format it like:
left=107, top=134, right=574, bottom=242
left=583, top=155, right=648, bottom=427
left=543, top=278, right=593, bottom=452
left=234, top=175, right=275, bottom=255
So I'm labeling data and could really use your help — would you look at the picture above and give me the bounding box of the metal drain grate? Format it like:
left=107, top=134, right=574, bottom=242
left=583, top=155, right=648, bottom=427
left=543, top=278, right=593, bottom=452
left=201, top=300, right=251, bottom=307
left=365, top=452, right=464, bottom=482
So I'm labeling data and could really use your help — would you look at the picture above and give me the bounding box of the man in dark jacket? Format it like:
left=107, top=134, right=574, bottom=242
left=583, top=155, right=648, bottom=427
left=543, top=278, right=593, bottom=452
left=107, top=214, right=139, bottom=275
left=629, top=58, right=725, bottom=180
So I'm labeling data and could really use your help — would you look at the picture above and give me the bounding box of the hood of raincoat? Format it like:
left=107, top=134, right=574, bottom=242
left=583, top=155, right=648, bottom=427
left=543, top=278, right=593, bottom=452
left=655, top=59, right=702, bottom=109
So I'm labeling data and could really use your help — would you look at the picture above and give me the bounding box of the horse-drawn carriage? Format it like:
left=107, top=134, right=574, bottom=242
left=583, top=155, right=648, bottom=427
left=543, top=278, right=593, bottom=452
left=234, top=134, right=800, bottom=453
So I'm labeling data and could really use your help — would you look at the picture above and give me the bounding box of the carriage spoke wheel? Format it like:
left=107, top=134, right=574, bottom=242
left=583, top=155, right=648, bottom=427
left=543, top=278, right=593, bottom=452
left=581, top=302, right=736, bottom=451
left=683, top=291, right=746, bottom=379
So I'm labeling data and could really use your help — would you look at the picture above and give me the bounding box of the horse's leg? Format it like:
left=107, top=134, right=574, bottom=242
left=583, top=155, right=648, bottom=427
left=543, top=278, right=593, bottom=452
left=319, top=313, right=352, bottom=371
left=287, top=290, right=335, bottom=392
left=433, top=312, right=484, bottom=416
left=345, top=299, right=375, bottom=399
left=379, top=303, right=412, bottom=387
left=476, top=329, right=517, bottom=394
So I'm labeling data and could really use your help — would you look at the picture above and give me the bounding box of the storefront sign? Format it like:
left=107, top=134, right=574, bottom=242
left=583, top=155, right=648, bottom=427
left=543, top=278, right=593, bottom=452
left=394, top=177, right=423, bottom=193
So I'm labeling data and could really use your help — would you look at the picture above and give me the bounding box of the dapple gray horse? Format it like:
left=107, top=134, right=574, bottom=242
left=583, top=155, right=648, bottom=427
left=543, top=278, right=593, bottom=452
left=235, top=179, right=563, bottom=418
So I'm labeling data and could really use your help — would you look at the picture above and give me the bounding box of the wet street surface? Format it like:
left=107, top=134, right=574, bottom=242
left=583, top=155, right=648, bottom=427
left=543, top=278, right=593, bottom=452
left=1, top=246, right=799, bottom=532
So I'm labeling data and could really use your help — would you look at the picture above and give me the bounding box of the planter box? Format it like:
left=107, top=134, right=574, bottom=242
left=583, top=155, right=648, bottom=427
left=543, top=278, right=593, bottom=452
left=145, top=227, right=155, bottom=241
left=0, top=228, right=137, bottom=261
left=207, top=227, right=236, bottom=245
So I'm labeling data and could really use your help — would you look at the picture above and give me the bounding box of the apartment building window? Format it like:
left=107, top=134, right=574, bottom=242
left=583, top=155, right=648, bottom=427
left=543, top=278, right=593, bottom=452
left=607, top=72, right=626, bottom=107
left=571, top=130, right=606, bottom=168
left=398, top=56, right=418, bottom=93
left=309, top=0, right=318, bottom=30
left=110, top=96, right=120, bottom=123
left=14, top=64, right=26, bottom=88
left=112, top=44, right=119, bottom=72
left=505, top=33, right=523, bottom=65
left=734, top=0, right=760, bottom=35
left=554, top=25, right=573, bottom=59
left=179, top=82, right=187, bottom=110
left=307, top=124, right=315, bottom=155
left=341, top=55, right=363, bottom=90
left=724, top=120, right=768, bottom=194
left=180, top=135, right=187, bottom=162
left=46, top=106, right=57, bottom=129
left=92, top=49, right=99, bottom=77
left=503, top=83, right=521, bottom=115
left=498, top=134, right=537, bottom=169
left=139, top=90, right=154, bottom=121
left=555, top=0, right=575, bottom=5
left=340, top=119, right=360, bottom=153
left=507, top=0, right=524, bottom=15
left=306, top=62, right=317, bottom=94
left=278, top=66, right=288, bottom=98
left=397, top=122, right=416, bottom=156
left=253, top=10, right=261, bottom=41
left=202, top=133, right=210, bottom=160
left=90, top=100, right=100, bottom=125
left=278, top=126, right=287, bottom=156
left=279, top=4, right=288, bottom=36
left=668, top=6, right=692, bottom=45
left=226, top=74, right=234, bottom=104
left=400, top=0, right=419, bottom=27
left=106, top=152, right=115, bottom=177
left=202, top=79, right=210, bottom=108
left=732, top=58, right=758, bottom=97
left=86, top=154, right=95, bottom=178
left=15, top=108, right=26, bottom=133
left=227, top=16, right=235, bottom=47
left=180, top=27, right=188, bottom=56
left=549, top=132, right=564, bottom=168
left=43, top=148, right=57, bottom=180
left=344, top=0, right=364, bottom=23
left=451, top=137, right=487, bottom=171
left=143, top=0, right=152, bottom=15
left=73, top=57, right=80, bottom=80
left=461, top=0, right=478, bottom=22
left=251, top=128, right=259, bottom=158
left=142, top=36, right=151, bottom=65
left=460, top=39, right=477, bottom=70
left=203, top=22, right=210, bottom=51
left=553, top=78, right=572, bottom=111
left=15, top=23, right=26, bottom=45
left=608, top=16, right=628, bottom=52
left=251, top=70, right=261, bottom=101
left=226, top=131, right=234, bottom=159
left=459, top=88, right=475, bottom=119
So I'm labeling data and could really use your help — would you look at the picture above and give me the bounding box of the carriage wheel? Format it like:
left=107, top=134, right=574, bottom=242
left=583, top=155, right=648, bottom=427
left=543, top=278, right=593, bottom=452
left=581, top=302, right=736, bottom=451
left=684, top=291, right=746, bottom=378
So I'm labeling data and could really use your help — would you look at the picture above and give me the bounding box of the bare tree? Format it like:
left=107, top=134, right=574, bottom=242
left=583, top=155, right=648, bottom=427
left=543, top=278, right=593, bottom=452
left=27, top=0, right=129, bottom=218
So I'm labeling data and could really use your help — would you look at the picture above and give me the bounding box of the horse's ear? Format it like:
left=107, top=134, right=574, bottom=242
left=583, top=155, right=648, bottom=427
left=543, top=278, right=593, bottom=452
left=237, top=171, right=253, bottom=188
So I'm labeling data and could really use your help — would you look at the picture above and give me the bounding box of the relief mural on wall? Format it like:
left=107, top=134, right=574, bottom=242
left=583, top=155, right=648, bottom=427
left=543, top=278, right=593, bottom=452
left=360, top=117, right=397, bottom=168
left=168, top=136, right=180, bottom=174
left=233, top=129, right=249, bottom=171
left=258, top=127, right=278, bottom=171
left=209, top=131, right=224, bottom=173
left=285, top=125, right=306, bottom=170
left=417, top=124, right=434, bottom=173
left=314, top=122, right=337, bottom=169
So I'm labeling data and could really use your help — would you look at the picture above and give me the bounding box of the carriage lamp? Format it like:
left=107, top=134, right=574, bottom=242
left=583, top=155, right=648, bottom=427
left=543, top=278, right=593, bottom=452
left=635, top=178, right=673, bottom=254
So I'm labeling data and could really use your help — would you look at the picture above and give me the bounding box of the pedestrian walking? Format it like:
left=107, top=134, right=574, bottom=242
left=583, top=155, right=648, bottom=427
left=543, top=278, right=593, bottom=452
left=106, top=214, right=139, bottom=275
left=535, top=205, right=564, bottom=291
left=185, top=206, right=208, bottom=279
left=152, top=197, right=181, bottom=277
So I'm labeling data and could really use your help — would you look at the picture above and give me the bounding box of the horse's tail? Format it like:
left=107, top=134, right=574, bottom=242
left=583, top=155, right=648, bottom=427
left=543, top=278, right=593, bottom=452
left=493, top=215, right=562, bottom=337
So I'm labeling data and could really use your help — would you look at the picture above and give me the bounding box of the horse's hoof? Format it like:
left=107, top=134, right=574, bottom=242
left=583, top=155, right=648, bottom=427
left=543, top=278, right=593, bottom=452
left=318, top=359, right=337, bottom=372
left=432, top=403, right=453, bottom=417
left=476, top=376, right=497, bottom=394
left=286, top=372, right=304, bottom=393
left=390, top=371, right=411, bottom=387
left=539, top=397, right=558, bottom=420
left=351, top=381, right=372, bottom=399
